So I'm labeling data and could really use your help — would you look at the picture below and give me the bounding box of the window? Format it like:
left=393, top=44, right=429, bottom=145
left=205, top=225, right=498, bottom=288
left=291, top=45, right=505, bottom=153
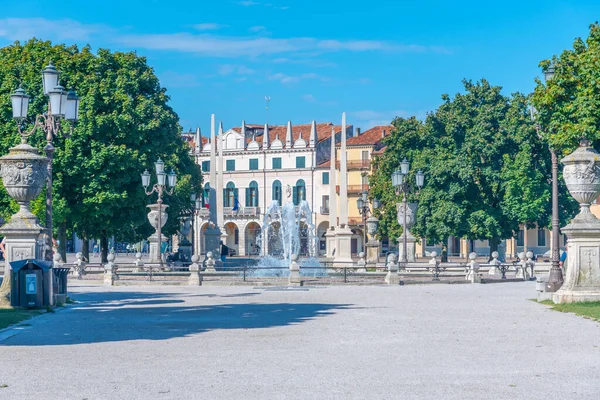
left=201, top=161, right=210, bottom=172
left=202, top=183, right=210, bottom=207
left=322, top=195, right=329, bottom=209
left=296, top=156, right=306, bottom=168
left=272, top=180, right=282, bottom=205
left=224, top=182, right=238, bottom=207
left=226, top=160, right=235, bottom=171
left=361, top=174, right=369, bottom=188
left=537, top=228, right=546, bottom=247
left=249, top=159, right=259, bottom=171
left=516, top=230, right=524, bottom=247
left=246, top=181, right=259, bottom=207
left=294, top=179, right=306, bottom=206
left=235, top=229, right=239, bottom=245
left=272, top=157, right=282, bottom=169
left=322, top=172, right=329, bottom=185
left=362, top=150, right=369, bottom=161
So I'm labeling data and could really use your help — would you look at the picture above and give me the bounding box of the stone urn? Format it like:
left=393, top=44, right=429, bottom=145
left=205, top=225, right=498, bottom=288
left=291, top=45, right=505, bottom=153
left=147, top=203, right=169, bottom=231
left=366, top=216, right=379, bottom=242
left=554, top=138, right=600, bottom=303
left=0, top=143, right=48, bottom=233
left=397, top=202, right=418, bottom=234
left=561, top=138, right=600, bottom=222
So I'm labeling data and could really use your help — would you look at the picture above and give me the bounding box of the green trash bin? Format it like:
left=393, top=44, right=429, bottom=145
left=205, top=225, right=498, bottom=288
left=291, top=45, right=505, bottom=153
left=10, top=259, right=53, bottom=308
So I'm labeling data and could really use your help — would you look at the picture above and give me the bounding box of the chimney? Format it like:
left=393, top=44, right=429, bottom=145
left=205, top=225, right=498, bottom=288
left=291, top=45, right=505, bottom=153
left=354, top=127, right=360, bottom=137
left=382, top=129, right=386, bottom=138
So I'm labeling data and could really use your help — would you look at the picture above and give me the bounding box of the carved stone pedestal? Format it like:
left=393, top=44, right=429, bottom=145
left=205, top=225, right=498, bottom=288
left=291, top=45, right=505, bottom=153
left=553, top=218, right=600, bottom=303
left=366, top=241, right=380, bottom=267
left=333, top=225, right=353, bottom=264
left=397, top=234, right=417, bottom=263
left=288, top=254, right=301, bottom=286
left=325, top=227, right=336, bottom=258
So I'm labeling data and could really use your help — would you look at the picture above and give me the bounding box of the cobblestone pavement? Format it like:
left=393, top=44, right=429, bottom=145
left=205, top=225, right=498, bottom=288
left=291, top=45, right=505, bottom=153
left=1, top=282, right=599, bottom=399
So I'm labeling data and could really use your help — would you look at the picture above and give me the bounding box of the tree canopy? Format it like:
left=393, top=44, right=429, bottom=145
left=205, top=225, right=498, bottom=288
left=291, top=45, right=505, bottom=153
left=0, top=39, right=201, bottom=255
left=533, top=22, right=600, bottom=154
left=369, top=79, right=574, bottom=252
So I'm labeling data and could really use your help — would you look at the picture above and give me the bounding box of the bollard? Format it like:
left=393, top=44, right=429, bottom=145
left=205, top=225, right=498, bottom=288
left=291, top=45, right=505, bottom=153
left=515, top=252, right=530, bottom=280
left=429, top=251, right=441, bottom=281
left=288, top=254, right=301, bottom=286
left=357, top=252, right=367, bottom=273
left=385, top=253, right=400, bottom=285
left=205, top=251, right=216, bottom=273
left=133, top=252, right=144, bottom=273
left=188, top=255, right=203, bottom=286
left=103, top=253, right=118, bottom=285
left=526, top=251, right=536, bottom=280
left=73, top=252, right=87, bottom=280
left=465, top=252, right=481, bottom=283
left=488, top=251, right=501, bottom=275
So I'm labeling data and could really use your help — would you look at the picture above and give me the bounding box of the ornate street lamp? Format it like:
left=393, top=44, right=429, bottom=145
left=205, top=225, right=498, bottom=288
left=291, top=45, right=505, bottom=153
left=357, top=190, right=379, bottom=256
left=531, top=62, right=563, bottom=292
left=141, top=160, right=177, bottom=268
left=392, top=160, right=425, bottom=266
left=9, top=62, right=80, bottom=261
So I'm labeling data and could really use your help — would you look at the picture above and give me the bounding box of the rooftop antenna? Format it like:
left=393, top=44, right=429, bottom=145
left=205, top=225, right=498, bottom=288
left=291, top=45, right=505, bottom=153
left=265, top=96, right=271, bottom=126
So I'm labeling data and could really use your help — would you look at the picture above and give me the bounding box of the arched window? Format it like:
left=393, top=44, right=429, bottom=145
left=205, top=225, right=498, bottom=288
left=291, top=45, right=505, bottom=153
left=272, top=180, right=282, bottom=205
left=294, top=179, right=306, bottom=206
left=203, top=182, right=210, bottom=207
left=246, top=181, right=259, bottom=207
left=225, top=182, right=238, bottom=208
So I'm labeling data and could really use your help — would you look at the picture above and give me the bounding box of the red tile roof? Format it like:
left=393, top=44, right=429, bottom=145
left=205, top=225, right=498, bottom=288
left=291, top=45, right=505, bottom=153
left=342, top=125, right=392, bottom=147
left=231, top=122, right=350, bottom=147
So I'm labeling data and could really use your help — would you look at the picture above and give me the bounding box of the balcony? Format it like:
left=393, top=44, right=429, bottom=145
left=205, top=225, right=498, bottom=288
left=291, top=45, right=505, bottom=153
left=320, top=206, right=330, bottom=215
left=348, top=217, right=363, bottom=226
left=224, top=207, right=260, bottom=218
left=335, top=160, right=371, bottom=170
left=336, top=185, right=369, bottom=194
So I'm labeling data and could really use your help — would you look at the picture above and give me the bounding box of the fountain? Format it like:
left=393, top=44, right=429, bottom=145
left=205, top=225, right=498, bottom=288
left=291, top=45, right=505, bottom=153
left=250, top=187, right=325, bottom=277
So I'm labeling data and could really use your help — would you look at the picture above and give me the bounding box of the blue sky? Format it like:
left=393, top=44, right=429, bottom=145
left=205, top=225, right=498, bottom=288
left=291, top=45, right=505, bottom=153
left=1, top=0, right=599, bottom=133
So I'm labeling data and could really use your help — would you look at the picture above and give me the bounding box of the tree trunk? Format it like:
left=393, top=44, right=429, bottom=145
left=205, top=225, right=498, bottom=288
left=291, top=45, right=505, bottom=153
left=489, top=237, right=500, bottom=262
left=82, top=239, right=90, bottom=262
left=100, top=235, right=108, bottom=263
left=58, top=222, right=67, bottom=263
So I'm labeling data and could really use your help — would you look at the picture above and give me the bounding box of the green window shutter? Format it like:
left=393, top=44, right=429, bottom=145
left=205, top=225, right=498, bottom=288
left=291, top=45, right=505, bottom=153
left=223, top=189, right=228, bottom=207
left=234, top=188, right=239, bottom=203
left=293, top=186, right=298, bottom=206
left=249, top=159, right=258, bottom=170
left=296, top=157, right=305, bottom=168
left=245, top=188, right=250, bottom=207
left=322, top=172, right=329, bottom=185
left=273, top=158, right=281, bottom=169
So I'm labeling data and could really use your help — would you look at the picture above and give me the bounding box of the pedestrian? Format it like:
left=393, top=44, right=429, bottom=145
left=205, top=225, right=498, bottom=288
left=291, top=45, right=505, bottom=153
left=220, top=240, right=228, bottom=262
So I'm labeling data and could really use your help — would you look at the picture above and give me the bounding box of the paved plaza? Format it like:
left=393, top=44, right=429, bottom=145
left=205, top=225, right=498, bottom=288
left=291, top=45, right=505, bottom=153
left=1, top=282, right=599, bottom=399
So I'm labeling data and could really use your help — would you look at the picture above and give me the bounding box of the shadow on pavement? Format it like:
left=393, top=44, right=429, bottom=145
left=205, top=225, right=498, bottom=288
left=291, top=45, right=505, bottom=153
left=2, top=290, right=351, bottom=346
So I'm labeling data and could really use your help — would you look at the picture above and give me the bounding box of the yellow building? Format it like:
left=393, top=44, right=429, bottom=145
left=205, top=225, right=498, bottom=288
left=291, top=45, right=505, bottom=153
left=315, top=125, right=391, bottom=255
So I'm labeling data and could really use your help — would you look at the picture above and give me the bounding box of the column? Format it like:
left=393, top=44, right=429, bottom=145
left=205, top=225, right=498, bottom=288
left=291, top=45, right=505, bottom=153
left=325, top=128, right=337, bottom=258
left=334, top=112, right=353, bottom=263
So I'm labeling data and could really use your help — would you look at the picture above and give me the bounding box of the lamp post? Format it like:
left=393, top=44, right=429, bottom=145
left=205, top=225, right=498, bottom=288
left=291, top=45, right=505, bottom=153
left=392, top=159, right=424, bottom=265
left=141, top=159, right=177, bottom=268
left=532, top=61, right=563, bottom=292
left=9, top=62, right=80, bottom=260
left=357, top=190, right=380, bottom=252
left=189, top=192, right=203, bottom=256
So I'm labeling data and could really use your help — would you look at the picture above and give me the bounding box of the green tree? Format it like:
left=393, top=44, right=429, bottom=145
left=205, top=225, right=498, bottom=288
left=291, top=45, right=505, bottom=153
left=0, top=39, right=201, bottom=262
left=533, top=22, right=600, bottom=152
left=371, top=80, right=554, bottom=256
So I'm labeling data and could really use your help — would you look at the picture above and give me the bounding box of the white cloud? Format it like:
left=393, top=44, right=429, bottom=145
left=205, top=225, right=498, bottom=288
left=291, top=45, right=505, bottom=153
left=159, top=71, right=201, bottom=87
left=115, top=33, right=447, bottom=57
left=218, top=64, right=255, bottom=75
left=238, top=0, right=259, bottom=5
left=249, top=25, right=266, bottom=33
left=302, top=94, right=315, bottom=102
left=193, top=23, right=228, bottom=31
left=268, top=72, right=320, bottom=84
left=350, top=110, right=426, bottom=127
left=0, top=18, right=104, bottom=41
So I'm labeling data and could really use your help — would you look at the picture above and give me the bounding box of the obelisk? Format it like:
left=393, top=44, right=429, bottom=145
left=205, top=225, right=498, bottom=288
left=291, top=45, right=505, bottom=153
left=217, top=122, right=228, bottom=246
left=325, top=128, right=337, bottom=258
left=334, top=112, right=353, bottom=263
left=203, top=114, right=222, bottom=265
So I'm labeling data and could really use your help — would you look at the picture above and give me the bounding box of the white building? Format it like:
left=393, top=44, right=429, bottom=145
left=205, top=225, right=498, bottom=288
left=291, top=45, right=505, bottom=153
left=193, top=121, right=352, bottom=257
